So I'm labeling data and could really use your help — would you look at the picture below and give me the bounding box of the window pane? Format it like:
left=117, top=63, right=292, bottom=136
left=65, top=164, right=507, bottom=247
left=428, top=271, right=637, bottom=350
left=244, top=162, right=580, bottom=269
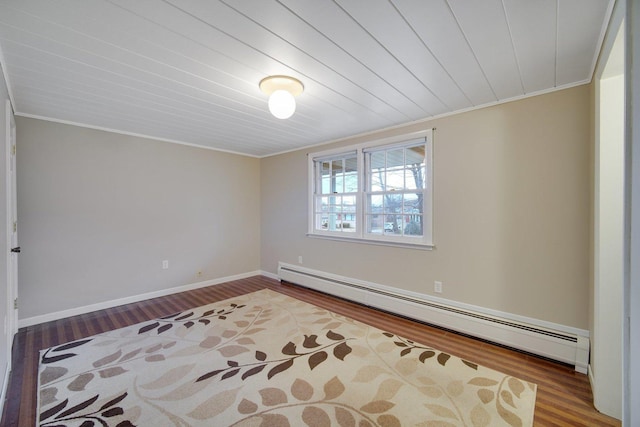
left=344, top=156, right=358, bottom=193
left=403, top=193, right=420, bottom=213
left=326, top=213, right=339, bottom=231
left=386, top=168, right=404, bottom=191
left=384, top=215, right=399, bottom=234
left=330, top=159, right=341, bottom=193
left=387, top=148, right=404, bottom=168
left=384, top=194, right=403, bottom=213
left=403, top=215, right=423, bottom=236
left=405, top=145, right=425, bottom=165
left=318, top=196, right=329, bottom=213
left=405, top=146, right=425, bottom=190
left=405, top=167, right=423, bottom=190
left=343, top=195, right=356, bottom=208
left=368, top=152, right=386, bottom=191
left=386, top=149, right=404, bottom=191
left=316, top=213, right=327, bottom=229
left=320, top=161, right=331, bottom=194
left=328, top=196, right=341, bottom=213
left=368, top=194, right=383, bottom=214
left=366, top=215, right=382, bottom=234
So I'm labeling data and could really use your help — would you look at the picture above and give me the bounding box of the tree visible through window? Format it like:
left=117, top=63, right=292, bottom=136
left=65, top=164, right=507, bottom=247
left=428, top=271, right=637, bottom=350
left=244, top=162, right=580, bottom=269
left=365, top=143, right=426, bottom=237
left=309, top=130, right=433, bottom=247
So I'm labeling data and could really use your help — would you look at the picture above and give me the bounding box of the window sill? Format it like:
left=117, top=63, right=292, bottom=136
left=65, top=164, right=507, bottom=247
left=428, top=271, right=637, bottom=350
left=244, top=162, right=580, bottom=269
left=306, top=233, right=435, bottom=250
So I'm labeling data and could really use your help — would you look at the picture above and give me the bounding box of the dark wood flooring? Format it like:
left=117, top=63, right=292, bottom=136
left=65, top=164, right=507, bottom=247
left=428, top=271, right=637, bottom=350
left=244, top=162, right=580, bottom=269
left=0, top=275, right=620, bottom=426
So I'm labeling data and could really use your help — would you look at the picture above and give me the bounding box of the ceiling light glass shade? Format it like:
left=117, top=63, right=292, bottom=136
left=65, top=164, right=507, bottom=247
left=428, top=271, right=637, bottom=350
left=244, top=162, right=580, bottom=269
left=268, top=89, right=296, bottom=119
left=259, top=75, right=304, bottom=119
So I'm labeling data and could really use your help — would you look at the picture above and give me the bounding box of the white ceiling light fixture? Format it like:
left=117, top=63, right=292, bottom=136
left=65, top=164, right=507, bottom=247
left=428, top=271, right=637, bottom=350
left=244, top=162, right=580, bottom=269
left=259, top=75, right=304, bottom=119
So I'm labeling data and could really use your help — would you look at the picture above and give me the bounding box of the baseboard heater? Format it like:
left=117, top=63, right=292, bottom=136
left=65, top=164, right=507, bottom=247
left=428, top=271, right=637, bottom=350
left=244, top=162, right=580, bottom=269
left=278, top=262, right=589, bottom=373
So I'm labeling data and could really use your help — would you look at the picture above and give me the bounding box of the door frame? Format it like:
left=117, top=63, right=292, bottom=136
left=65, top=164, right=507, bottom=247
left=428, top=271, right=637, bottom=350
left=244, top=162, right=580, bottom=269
left=4, top=99, right=17, bottom=359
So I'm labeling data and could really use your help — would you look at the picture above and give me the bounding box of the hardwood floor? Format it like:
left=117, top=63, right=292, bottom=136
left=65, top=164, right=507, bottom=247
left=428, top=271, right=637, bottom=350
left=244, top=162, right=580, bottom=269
left=1, top=275, right=620, bottom=426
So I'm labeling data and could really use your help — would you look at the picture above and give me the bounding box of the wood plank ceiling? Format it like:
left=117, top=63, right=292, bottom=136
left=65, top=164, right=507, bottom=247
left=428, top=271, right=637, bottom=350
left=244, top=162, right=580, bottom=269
left=0, top=0, right=613, bottom=157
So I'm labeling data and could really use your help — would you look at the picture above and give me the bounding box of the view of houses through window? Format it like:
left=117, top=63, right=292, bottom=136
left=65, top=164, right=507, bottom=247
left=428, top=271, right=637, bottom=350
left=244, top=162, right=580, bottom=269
left=365, top=143, right=425, bottom=236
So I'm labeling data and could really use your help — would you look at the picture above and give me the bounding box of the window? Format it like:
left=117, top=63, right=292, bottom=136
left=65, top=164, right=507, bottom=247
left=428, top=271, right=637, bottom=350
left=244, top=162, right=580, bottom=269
left=308, top=130, right=433, bottom=248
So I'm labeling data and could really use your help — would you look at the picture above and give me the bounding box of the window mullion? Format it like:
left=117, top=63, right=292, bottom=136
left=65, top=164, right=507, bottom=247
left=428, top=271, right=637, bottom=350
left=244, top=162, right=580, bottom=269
left=357, top=148, right=364, bottom=239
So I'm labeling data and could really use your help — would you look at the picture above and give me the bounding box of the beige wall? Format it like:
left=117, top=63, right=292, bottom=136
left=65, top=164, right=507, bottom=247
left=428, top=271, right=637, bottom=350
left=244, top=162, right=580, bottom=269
left=17, top=118, right=261, bottom=319
left=261, top=85, right=591, bottom=329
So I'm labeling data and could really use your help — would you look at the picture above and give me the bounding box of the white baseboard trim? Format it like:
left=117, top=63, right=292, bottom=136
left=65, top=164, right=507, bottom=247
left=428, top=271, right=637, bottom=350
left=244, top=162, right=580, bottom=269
left=260, top=270, right=279, bottom=281
left=18, top=270, right=270, bottom=328
left=278, top=262, right=590, bottom=372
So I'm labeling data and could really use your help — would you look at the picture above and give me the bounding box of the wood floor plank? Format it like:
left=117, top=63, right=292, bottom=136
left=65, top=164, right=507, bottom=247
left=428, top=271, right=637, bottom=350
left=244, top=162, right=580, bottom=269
left=0, top=276, right=620, bottom=427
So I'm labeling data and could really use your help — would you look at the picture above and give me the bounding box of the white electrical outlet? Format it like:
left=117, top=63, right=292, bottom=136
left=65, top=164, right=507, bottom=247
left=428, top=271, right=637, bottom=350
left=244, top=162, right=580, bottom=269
left=298, top=256, right=303, bottom=264
left=434, top=281, right=443, bottom=293
left=162, top=260, right=169, bottom=269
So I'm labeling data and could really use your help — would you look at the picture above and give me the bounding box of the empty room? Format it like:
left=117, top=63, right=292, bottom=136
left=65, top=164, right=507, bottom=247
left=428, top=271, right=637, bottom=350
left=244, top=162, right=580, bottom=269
left=0, top=1, right=638, bottom=426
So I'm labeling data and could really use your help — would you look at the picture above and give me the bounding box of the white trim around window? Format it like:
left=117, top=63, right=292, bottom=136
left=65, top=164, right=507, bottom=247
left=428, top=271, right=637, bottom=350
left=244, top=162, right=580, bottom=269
left=307, top=129, right=433, bottom=249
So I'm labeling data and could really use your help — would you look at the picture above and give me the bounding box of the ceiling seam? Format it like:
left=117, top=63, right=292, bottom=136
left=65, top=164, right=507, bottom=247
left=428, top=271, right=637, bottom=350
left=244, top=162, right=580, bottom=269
left=388, top=0, right=474, bottom=107
left=162, top=0, right=408, bottom=124
left=331, top=0, right=441, bottom=115
left=272, top=0, right=422, bottom=121
left=7, top=59, right=319, bottom=138
left=444, top=0, right=498, bottom=102
left=2, top=3, right=268, bottom=115
left=0, top=28, right=273, bottom=123
left=500, top=0, right=526, bottom=94
left=215, top=0, right=400, bottom=121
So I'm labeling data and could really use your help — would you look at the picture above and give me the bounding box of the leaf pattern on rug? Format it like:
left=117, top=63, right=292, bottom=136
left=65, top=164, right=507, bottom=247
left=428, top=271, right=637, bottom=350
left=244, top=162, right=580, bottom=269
left=39, top=391, right=133, bottom=427
left=38, top=289, right=536, bottom=426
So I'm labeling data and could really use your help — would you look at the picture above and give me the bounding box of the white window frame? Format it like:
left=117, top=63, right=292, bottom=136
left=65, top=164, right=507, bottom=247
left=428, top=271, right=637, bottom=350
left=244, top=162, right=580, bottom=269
left=308, top=129, right=433, bottom=249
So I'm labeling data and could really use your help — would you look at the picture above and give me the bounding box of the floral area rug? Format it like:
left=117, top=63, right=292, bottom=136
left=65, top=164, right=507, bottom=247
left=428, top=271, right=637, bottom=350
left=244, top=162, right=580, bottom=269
left=38, top=289, right=536, bottom=426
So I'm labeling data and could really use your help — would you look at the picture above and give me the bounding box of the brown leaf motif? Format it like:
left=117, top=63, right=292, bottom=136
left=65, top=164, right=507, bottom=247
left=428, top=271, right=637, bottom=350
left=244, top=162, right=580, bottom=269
left=353, top=365, right=389, bottom=383
left=500, top=390, right=516, bottom=409
left=93, top=349, right=122, bottom=368
left=259, top=387, right=288, bottom=406
left=218, top=345, right=249, bottom=357
left=39, top=391, right=130, bottom=426
left=335, top=407, right=356, bottom=427
left=497, top=397, right=524, bottom=427
left=324, top=376, right=345, bottom=400
left=98, top=366, right=127, bottom=378
left=468, top=377, right=499, bottom=387
left=308, top=350, right=328, bottom=370
left=471, top=403, right=492, bottom=427
left=68, top=373, right=94, bottom=392
left=187, top=387, right=240, bottom=420
left=333, top=342, right=353, bottom=360
left=291, top=378, right=314, bottom=401
left=377, top=414, right=402, bottom=427
left=373, top=378, right=404, bottom=401
left=40, top=366, right=68, bottom=385
left=259, top=413, right=291, bottom=427
left=237, top=398, right=258, bottom=414
left=302, top=406, right=331, bottom=427
left=424, top=403, right=459, bottom=420
left=268, top=359, right=294, bottom=380
left=360, top=400, right=395, bottom=414
left=508, top=377, right=525, bottom=398
left=477, top=388, right=495, bottom=404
